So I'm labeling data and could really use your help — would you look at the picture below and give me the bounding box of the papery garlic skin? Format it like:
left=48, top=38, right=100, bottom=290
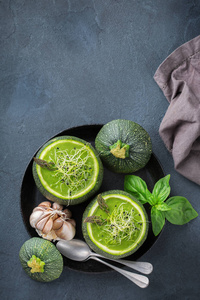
left=36, top=228, right=58, bottom=241
left=29, top=201, right=76, bottom=241
left=52, top=202, right=63, bottom=211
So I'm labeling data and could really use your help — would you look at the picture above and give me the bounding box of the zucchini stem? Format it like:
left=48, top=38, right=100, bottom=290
left=109, top=140, right=130, bottom=159
left=27, top=255, right=45, bottom=273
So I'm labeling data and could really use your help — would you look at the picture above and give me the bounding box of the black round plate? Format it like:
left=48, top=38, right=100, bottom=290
left=20, top=124, right=165, bottom=273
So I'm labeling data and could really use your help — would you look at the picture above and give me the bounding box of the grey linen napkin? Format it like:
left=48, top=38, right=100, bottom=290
left=154, top=35, right=200, bottom=185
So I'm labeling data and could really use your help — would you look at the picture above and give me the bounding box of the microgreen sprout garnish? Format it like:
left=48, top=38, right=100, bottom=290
left=102, top=204, right=143, bottom=245
left=84, top=195, right=145, bottom=245
left=51, top=146, right=93, bottom=196
left=36, top=145, right=94, bottom=197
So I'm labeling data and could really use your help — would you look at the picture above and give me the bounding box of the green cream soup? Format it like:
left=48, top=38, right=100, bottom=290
left=86, top=193, right=148, bottom=256
left=36, top=139, right=99, bottom=199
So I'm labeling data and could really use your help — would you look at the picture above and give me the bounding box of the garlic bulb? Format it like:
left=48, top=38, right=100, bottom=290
left=29, top=201, right=76, bottom=241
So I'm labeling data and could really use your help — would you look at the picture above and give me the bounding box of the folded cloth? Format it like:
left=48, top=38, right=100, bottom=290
left=154, top=35, right=200, bottom=185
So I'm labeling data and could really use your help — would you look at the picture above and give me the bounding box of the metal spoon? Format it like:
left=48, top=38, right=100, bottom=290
left=56, top=239, right=151, bottom=288
left=56, top=238, right=153, bottom=274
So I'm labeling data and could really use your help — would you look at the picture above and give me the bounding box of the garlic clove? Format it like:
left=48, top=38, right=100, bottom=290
left=36, top=228, right=58, bottom=241
left=32, top=206, right=45, bottom=213
left=35, top=214, right=51, bottom=231
left=29, top=201, right=75, bottom=241
left=63, top=208, right=72, bottom=219
left=67, top=218, right=76, bottom=227
left=38, top=210, right=51, bottom=219
left=55, top=221, right=76, bottom=240
left=52, top=217, right=64, bottom=230
left=52, top=213, right=59, bottom=221
left=29, top=210, right=44, bottom=228
left=52, top=202, right=63, bottom=211
left=38, top=201, right=51, bottom=208
left=42, top=218, right=53, bottom=234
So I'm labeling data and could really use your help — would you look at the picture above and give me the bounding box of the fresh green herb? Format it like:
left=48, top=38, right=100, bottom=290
left=165, top=196, right=198, bottom=225
left=124, top=175, right=152, bottom=205
left=152, top=175, right=171, bottom=204
left=155, top=202, right=172, bottom=212
left=124, top=175, right=198, bottom=236
left=151, top=207, right=165, bottom=237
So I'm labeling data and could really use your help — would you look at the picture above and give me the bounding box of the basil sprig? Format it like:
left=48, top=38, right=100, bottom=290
left=124, top=175, right=198, bottom=236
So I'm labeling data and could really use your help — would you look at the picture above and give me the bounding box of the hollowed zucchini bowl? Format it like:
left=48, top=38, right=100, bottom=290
left=82, top=190, right=149, bottom=259
left=32, top=136, right=103, bottom=205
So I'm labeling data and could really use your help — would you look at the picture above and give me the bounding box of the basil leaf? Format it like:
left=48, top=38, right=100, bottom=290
left=124, top=175, right=151, bottom=205
left=152, top=174, right=171, bottom=204
left=155, top=202, right=172, bottom=212
left=165, top=196, right=198, bottom=225
left=151, top=206, right=165, bottom=236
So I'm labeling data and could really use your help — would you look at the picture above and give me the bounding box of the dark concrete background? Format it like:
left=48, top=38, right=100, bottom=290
left=1, top=0, right=200, bottom=299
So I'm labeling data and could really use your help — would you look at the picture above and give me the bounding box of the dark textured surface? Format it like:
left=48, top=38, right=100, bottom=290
left=0, top=1, right=200, bottom=299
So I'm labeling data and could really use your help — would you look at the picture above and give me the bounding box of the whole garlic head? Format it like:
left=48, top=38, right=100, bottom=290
left=29, top=201, right=76, bottom=241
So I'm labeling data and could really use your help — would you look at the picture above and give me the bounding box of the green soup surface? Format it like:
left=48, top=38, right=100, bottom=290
left=86, top=194, right=148, bottom=255
left=36, top=139, right=99, bottom=199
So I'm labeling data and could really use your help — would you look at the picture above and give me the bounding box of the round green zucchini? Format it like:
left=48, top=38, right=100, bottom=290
left=19, top=237, right=63, bottom=282
left=32, top=136, right=103, bottom=205
left=82, top=190, right=149, bottom=259
left=95, top=119, right=152, bottom=173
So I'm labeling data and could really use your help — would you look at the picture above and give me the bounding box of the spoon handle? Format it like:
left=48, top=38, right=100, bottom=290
left=91, top=254, right=153, bottom=275
left=91, top=256, right=149, bottom=288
